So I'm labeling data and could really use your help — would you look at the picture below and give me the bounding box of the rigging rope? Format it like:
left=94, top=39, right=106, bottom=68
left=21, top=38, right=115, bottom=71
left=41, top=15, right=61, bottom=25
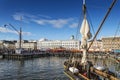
left=113, top=22, right=120, bottom=38
left=87, top=0, right=117, bottom=52
left=86, top=9, right=95, bottom=37
left=113, top=22, right=120, bottom=48
left=108, top=21, right=120, bottom=51
left=75, top=11, right=83, bottom=40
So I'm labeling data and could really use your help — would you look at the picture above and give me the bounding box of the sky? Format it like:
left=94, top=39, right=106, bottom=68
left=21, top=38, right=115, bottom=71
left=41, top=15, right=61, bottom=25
left=0, top=0, right=120, bottom=40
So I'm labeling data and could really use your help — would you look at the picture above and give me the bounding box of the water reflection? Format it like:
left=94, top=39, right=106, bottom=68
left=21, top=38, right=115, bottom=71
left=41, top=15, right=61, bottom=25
left=0, top=57, right=69, bottom=80
left=0, top=57, right=120, bottom=80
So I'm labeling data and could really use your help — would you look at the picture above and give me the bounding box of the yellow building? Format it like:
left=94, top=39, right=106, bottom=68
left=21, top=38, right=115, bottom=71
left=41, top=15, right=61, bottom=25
left=0, top=40, right=16, bottom=49
left=102, top=37, right=120, bottom=51
left=15, top=40, right=37, bottom=50
left=88, top=40, right=102, bottom=51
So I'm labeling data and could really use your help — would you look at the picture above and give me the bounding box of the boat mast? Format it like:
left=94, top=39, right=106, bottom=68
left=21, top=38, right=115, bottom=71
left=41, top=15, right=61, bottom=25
left=80, top=0, right=92, bottom=64
left=81, top=0, right=87, bottom=64
left=83, top=0, right=86, bottom=18
left=82, top=0, right=86, bottom=64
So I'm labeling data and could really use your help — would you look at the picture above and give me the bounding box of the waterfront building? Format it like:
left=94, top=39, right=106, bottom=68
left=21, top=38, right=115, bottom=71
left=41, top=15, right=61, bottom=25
left=0, top=41, right=3, bottom=49
left=37, top=38, right=80, bottom=50
left=15, top=40, right=37, bottom=50
left=88, top=40, right=102, bottom=51
left=0, top=40, right=16, bottom=49
left=102, top=36, right=120, bottom=51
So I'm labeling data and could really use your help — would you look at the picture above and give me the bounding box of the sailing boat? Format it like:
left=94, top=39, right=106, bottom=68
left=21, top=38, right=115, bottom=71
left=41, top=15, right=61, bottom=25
left=64, top=0, right=119, bottom=80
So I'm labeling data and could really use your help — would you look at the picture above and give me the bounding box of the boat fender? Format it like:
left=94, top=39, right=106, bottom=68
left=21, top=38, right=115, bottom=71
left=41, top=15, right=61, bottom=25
left=69, top=67, right=79, bottom=74
left=94, top=66, right=105, bottom=71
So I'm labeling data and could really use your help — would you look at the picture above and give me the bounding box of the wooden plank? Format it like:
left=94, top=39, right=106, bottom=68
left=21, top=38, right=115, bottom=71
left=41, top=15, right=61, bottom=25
left=91, top=67, right=119, bottom=80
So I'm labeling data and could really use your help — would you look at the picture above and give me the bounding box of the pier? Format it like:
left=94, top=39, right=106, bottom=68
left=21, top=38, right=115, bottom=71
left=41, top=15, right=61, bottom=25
left=3, top=53, right=48, bottom=59
left=2, top=53, right=82, bottom=59
left=1, top=49, right=119, bottom=61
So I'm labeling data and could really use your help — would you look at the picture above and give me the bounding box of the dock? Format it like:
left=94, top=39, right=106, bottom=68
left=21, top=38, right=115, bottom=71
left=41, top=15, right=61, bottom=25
left=2, top=51, right=82, bottom=59
left=1, top=50, right=120, bottom=60
left=2, top=53, right=49, bottom=59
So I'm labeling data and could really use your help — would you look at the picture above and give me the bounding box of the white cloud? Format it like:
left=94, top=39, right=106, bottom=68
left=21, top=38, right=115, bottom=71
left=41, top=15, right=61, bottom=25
left=13, top=12, right=78, bottom=28
left=34, top=18, right=74, bottom=28
left=12, top=13, right=24, bottom=21
left=0, top=27, right=33, bottom=36
left=38, top=14, right=51, bottom=19
left=12, top=13, right=30, bottom=23
left=13, top=15, right=21, bottom=21
left=49, top=19, right=70, bottom=28
left=69, top=23, right=78, bottom=28
left=33, top=19, right=45, bottom=25
left=22, top=32, right=33, bottom=36
left=12, top=13, right=51, bottom=22
left=0, top=27, right=17, bottom=34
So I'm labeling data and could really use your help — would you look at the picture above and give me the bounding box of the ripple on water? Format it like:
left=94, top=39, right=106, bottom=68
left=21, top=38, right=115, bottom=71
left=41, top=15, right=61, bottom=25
left=0, top=57, right=120, bottom=80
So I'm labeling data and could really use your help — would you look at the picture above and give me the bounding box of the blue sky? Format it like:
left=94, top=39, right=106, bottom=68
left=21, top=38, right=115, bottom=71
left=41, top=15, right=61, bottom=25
left=0, top=0, right=120, bottom=40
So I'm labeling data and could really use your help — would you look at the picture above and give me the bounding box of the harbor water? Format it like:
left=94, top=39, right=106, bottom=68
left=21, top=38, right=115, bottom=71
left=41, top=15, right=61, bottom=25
left=0, top=56, right=120, bottom=80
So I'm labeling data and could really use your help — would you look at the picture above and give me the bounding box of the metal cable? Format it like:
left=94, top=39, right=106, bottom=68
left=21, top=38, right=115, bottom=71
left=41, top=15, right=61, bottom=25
left=87, top=0, right=117, bottom=52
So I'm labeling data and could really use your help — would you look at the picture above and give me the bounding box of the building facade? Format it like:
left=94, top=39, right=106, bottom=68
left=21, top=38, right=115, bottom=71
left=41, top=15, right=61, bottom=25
left=37, top=38, right=80, bottom=50
left=102, top=37, right=120, bottom=51
left=0, top=40, right=16, bottom=49
left=88, top=40, right=102, bottom=51
left=0, top=41, right=3, bottom=49
left=15, top=40, right=37, bottom=50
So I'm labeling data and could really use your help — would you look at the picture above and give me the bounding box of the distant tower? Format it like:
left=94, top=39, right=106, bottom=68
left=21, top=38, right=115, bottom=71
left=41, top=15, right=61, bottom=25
left=70, top=35, right=74, bottom=40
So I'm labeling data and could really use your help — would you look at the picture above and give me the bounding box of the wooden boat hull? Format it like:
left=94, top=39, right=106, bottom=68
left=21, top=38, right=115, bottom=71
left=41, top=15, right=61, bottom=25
left=64, top=61, right=119, bottom=80
left=64, top=70, right=84, bottom=80
left=63, top=61, right=100, bottom=80
left=90, top=67, right=119, bottom=80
